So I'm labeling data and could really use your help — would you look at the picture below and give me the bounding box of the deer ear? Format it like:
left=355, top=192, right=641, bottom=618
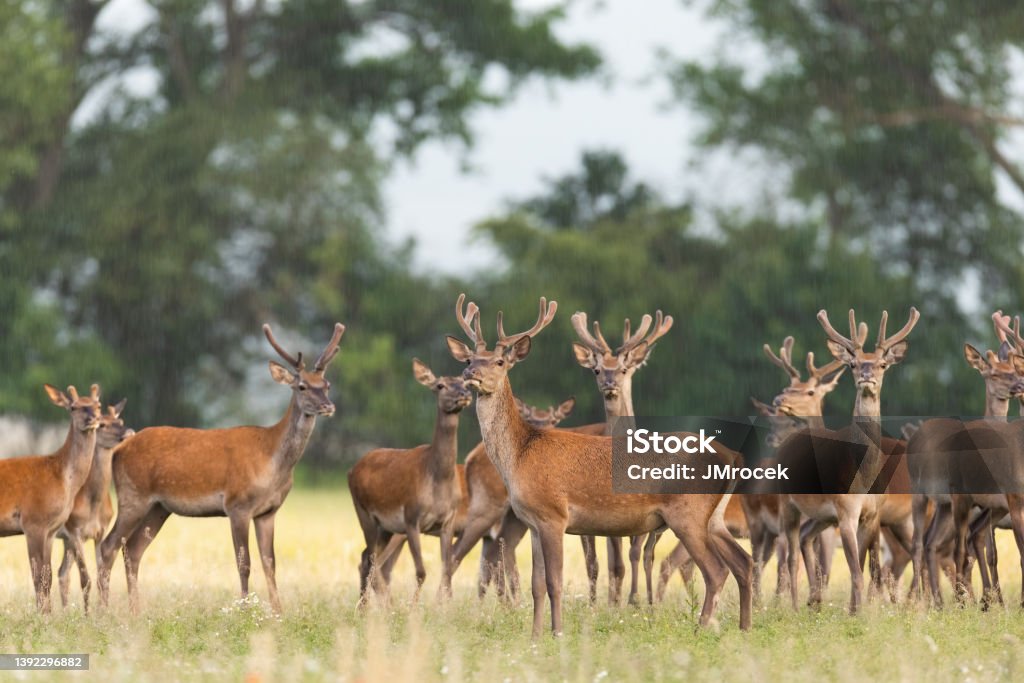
left=623, top=340, right=652, bottom=367
left=964, top=343, right=989, bottom=372
left=412, top=358, right=437, bottom=387
left=819, top=364, right=847, bottom=388
left=111, top=398, right=127, bottom=418
left=1012, top=354, right=1024, bottom=376
left=826, top=340, right=855, bottom=364
left=506, top=335, right=532, bottom=364
left=884, top=340, right=909, bottom=365
left=269, top=361, right=297, bottom=385
left=44, top=384, right=70, bottom=408
left=572, top=342, right=596, bottom=368
left=750, top=396, right=774, bottom=417
left=555, top=396, right=576, bottom=420
left=447, top=336, right=473, bottom=363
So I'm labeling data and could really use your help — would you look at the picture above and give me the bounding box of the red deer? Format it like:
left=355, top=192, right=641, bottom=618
left=97, top=323, right=344, bottom=612
left=0, top=384, right=102, bottom=612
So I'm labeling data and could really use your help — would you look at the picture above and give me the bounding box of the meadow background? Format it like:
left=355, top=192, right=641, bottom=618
left=1, top=488, right=1024, bottom=682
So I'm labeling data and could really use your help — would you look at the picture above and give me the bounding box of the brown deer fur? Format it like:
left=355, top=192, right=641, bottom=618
left=348, top=359, right=473, bottom=601
left=447, top=294, right=753, bottom=635
left=0, top=384, right=102, bottom=612
left=97, top=323, right=344, bottom=613
left=57, top=399, right=133, bottom=611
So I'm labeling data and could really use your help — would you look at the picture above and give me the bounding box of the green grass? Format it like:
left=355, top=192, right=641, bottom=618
left=2, top=489, right=1023, bottom=681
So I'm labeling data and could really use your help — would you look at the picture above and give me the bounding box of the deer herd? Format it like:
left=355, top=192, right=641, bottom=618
left=3, top=295, right=1024, bottom=637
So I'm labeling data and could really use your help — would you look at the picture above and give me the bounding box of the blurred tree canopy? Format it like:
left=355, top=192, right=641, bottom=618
left=2, top=0, right=1023, bottom=473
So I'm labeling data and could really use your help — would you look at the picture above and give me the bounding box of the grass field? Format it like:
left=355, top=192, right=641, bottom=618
left=2, top=488, right=1024, bottom=682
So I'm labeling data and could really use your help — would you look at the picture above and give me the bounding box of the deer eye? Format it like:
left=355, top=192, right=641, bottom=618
left=298, top=384, right=307, bottom=391
left=496, top=359, right=505, bottom=367
left=807, top=390, right=815, bottom=396
left=593, top=369, right=600, bottom=375
left=436, top=383, right=445, bottom=390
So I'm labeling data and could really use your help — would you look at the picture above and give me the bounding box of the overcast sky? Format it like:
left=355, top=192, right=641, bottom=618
left=381, top=0, right=721, bottom=272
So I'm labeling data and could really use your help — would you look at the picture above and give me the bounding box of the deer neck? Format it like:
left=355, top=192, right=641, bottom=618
left=849, top=387, right=883, bottom=494
left=83, top=443, right=117, bottom=503
left=427, top=405, right=460, bottom=481
left=271, top=396, right=318, bottom=470
left=602, top=380, right=635, bottom=436
left=57, top=423, right=98, bottom=492
left=984, top=388, right=1009, bottom=419
left=475, top=378, right=533, bottom=483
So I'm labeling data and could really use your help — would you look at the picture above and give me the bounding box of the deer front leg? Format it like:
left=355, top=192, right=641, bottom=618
left=530, top=529, right=546, bottom=639
left=57, top=536, right=75, bottom=609
left=656, top=540, right=692, bottom=603
left=1005, top=495, right=1024, bottom=609
left=25, top=530, right=54, bottom=614
left=782, top=505, right=802, bottom=610
left=580, top=535, right=598, bottom=604
left=606, top=536, right=625, bottom=605
left=495, top=513, right=529, bottom=603
left=627, top=535, right=642, bottom=605
left=437, top=515, right=456, bottom=601
left=254, top=512, right=281, bottom=613
left=403, top=519, right=428, bottom=601
left=909, top=494, right=929, bottom=601
left=62, top=533, right=92, bottom=613
left=642, top=531, right=659, bottom=605
left=537, top=523, right=566, bottom=636
left=836, top=512, right=863, bottom=615
left=228, top=511, right=254, bottom=600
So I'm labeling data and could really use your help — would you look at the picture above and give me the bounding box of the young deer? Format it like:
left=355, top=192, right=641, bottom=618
left=349, top=359, right=473, bottom=602
left=448, top=294, right=753, bottom=635
left=98, top=323, right=344, bottom=613
left=780, top=308, right=918, bottom=614
left=571, top=310, right=673, bottom=605
left=57, top=399, right=134, bottom=612
left=0, top=384, right=101, bottom=612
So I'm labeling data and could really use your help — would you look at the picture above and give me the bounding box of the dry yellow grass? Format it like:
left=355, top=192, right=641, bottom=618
left=1, top=488, right=1023, bottom=682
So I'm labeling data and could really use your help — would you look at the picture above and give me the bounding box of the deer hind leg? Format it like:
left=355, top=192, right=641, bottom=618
left=967, top=509, right=999, bottom=609
left=909, top=494, right=930, bottom=601
left=25, top=530, right=54, bottom=614
left=402, top=521, right=428, bottom=601
left=816, top=525, right=838, bottom=587
left=667, top=515, right=728, bottom=629
left=376, top=535, right=406, bottom=587
left=580, top=535, right=598, bottom=604
left=606, top=537, right=625, bottom=605
left=1005, top=495, right=1024, bottom=609
left=62, top=533, right=92, bottom=613
left=642, top=531, right=659, bottom=605
left=950, top=497, right=973, bottom=604
left=781, top=505, right=802, bottom=610
left=253, top=512, right=281, bottom=613
left=924, top=502, right=952, bottom=606
left=627, top=535, right=643, bottom=605
left=655, top=540, right=692, bottom=603
left=450, top=507, right=504, bottom=594
left=98, top=499, right=157, bottom=608
left=123, top=506, right=170, bottom=615
left=799, top=518, right=832, bottom=607
left=708, top=504, right=753, bottom=631
left=882, top=522, right=913, bottom=602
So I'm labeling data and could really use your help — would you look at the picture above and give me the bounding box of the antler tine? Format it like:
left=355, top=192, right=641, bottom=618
left=878, top=307, right=920, bottom=350
left=993, top=311, right=1024, bottom=350
left=763, top=336, right=800, bottom=379
left=455, top=293, right=486, bottom=350
left=817, top=309, right=857, bottom=351
left=571, top=312, right=610, bottom=354
left=90, top=383, right=100, bottom=400
left=314, top=322, right=346, bottom=372
left=806, top=351, right=845, bottom=379
left=592, top=320, right=611, bottom=353
left=619, top=314, right=653, bottom=351
left=617, top=310, right=673, bottom=355
left=263, top=324, right=305, bottom=370
left=498, top=297, right=558, bottom=347
left=876, top=310, right=888, bottom=349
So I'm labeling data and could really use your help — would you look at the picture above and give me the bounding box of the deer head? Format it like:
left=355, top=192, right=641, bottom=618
left=264, top=322, right=345, bottom=416
left=764, top=336, right=846, bottom=417
left=412, top=358, right=473, bottom=414
left=45, top=384, right=101, bottom=433
left=514, top=396, right=576, bottom=429
left=447, top=294, right=558, bottom=396
left=818, top=308, right=919, bottom=397
left=96, top=399, right=134, bottom=449
left=571, top=310, right=673, bottom=403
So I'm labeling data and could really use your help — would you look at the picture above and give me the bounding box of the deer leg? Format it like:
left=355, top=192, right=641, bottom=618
left=773, top=533, right=789, bottom=597
left=968, top=509, right=994, bottom=609
left=530, top=529, right=546, bottom=638
left=451, top=506, right=503, bottom=577
left=438, top=516, right=456, bottom=601
left=25, top=530, right=54, bottom=614
left=123, top=506, right=170, bottom=615
left=580, top=535, right=598, bottom=604
left=836, top=511, right=863, bottom=615
left=800, top=518, right=832, bottom=607
left=1005, top=495, right=1024, bottom=609
left=950, top=497, right=973, bottom=605
left=782, top=505, right=802, bottom=610
left=606, top=536, right=625, bottom=605
left=883, top=522, right=914, bottom=602
left=98, top=500, right=154, bottom=608
left=57, top=535, right=75, bottom=609
left=986, top=522, right=1002, bottom=606
left=479, top=537, right=496, bottom=599
left=816, top=526, right=838, bottom=587
left=668, top=518, right=729, bottom=628
left=377, top=535, right=406, bottom=587
left=642, top=531, right=659, bottom=605
left=403, top=521, right=428, bottom=601
left=538, top=523, right=566, bottom=636
left=228, top=512, right=254, bottom=600
left=656, top=540, right=691, bottom=602
left=627, top=535, right=643, bottom=605
left=857, top=520, right=882, bottom=600
left=253, top=512, right=281, bottom=613
left=909, top=494, right=930, bottom=601
left=924, top=502, right=953, bottom=606
left=709, top=508, right=753, bottom=630
left=65, top=532, right=91, bottom=613
left=496, top=513, right=528, bottom=604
